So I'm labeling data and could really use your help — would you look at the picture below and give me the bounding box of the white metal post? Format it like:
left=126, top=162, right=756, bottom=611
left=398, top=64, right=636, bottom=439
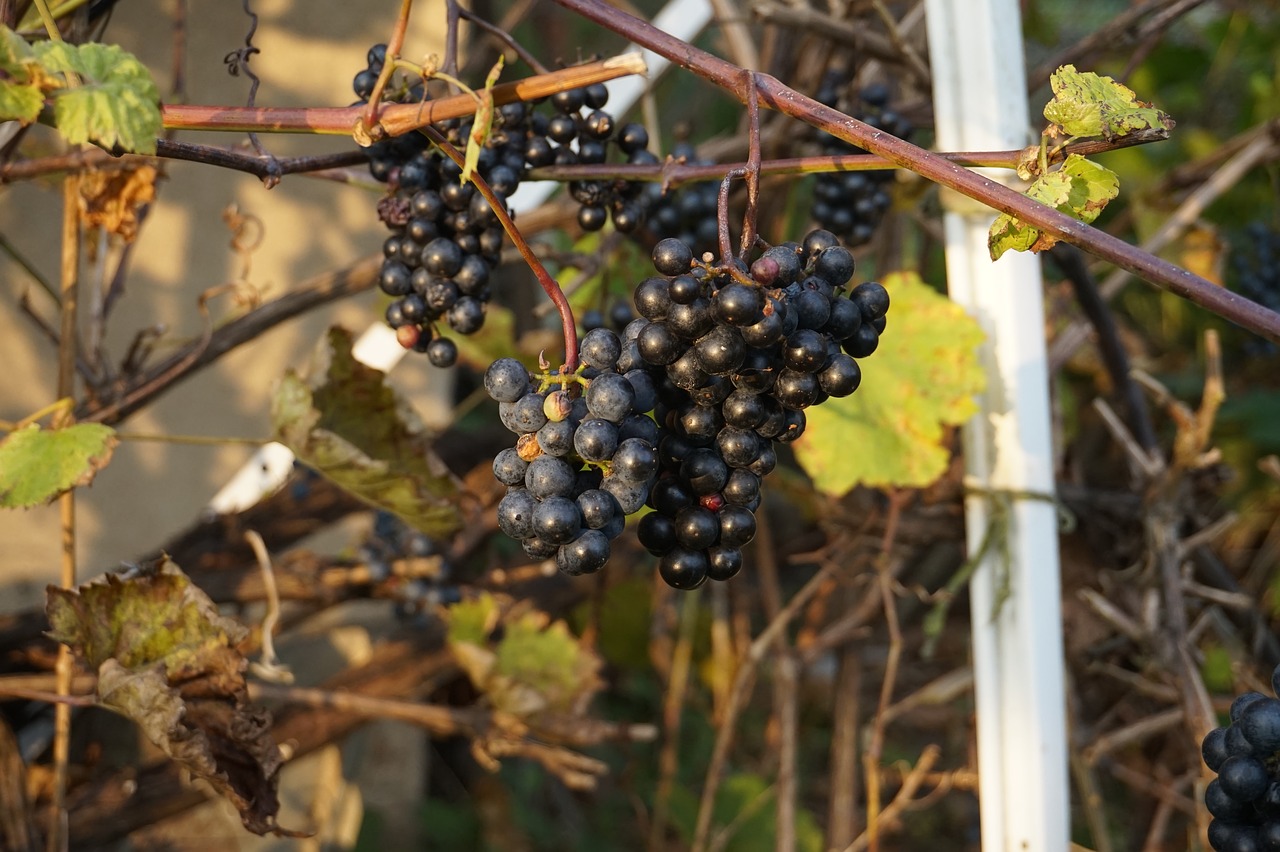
left=923, top=2, right=1069, bottom=850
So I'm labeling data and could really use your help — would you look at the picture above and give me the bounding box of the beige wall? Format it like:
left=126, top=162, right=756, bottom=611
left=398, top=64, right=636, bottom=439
left=0, top=1, right=448, bottom=610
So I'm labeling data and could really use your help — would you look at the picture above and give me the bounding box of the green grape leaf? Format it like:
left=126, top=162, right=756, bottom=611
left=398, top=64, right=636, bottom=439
left=0, top=26, right=36, bottom=78
left=32, top=40, right=160, bottom=154
left=0, top=78, right=44, bottom=125
left=447, top=593, right=603, bottom=720
left=988, top=154, right=1119, bottom=260
left=46, top=559, right=297, bottom=836
left=0, top=422, right=117, bottom=509
left=793, top=272, right=985, bottom=491
left=272, top=326, right=463, bottom=537
left=1043, top=64, right=1174, bottom=141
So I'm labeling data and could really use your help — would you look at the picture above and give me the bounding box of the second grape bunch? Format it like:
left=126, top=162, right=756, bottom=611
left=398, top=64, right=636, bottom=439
left=487, top=230, right=889, bottom=589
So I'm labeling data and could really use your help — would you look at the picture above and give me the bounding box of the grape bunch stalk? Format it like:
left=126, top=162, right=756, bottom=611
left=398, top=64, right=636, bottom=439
left=1202, top=664, right=1280, bottom=850
left=484, top=229, right=889, bottom=589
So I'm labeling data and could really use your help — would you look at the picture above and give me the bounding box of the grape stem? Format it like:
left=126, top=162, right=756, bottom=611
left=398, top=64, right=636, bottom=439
left=550, top=0, right=1280, bottom=344
left=362, top=0, right=416, bottom=134
left=419, top=126, right=580, bottom=374
left=739, top=74, right=762, bottom=257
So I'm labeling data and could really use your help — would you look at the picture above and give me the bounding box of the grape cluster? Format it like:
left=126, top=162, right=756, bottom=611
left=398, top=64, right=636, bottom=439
left=635, top=141, right=721, bottom=258
left=1202, top=664, right=1280, bottom=850
left=628, top=232, right=883, bottom=587
left=485, top=230, right=888, bottom=589
left=1230, top=221, right=1280, bottom=358
left=357, top=44, right=525, bottom=368
left=486, top=342, right=660, bottom=575
left=810, top=79, right=914, bottom=247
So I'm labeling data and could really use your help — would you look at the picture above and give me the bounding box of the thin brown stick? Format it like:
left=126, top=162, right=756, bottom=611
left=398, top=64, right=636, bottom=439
left=458, top=6, right=549, bottom=74
left=867, top=0, right=931, bottom=86
left=841, top=745, right=941, bottom=852
left=753, top=509, right=795, bottom=852
left=1027, top=0, right=1208, bottom=89
left=362, top=0, right=415, bottom=133
left=77, top=254, right=380, bottom=425
left=691, top=560, right=839, bottom=852
left=739, top=76, right=762, bottom=257
left=863, top=491, right=907, bottom=852
left=649, top=590, right=701, bottom=851
left=48, top=170, right=80, bottom=852
left=828, top=649, right=861, bottom=848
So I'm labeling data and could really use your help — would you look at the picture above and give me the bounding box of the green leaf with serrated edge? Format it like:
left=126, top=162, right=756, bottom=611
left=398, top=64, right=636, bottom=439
left=46, top=559, right=296, bottom=836
left=0, top=78, right=43, bottom=124
left=495, top=610, right=602, bottom=716
left=793, top=273, right=984, bottom=491
left=272, top=326, right=462, bottom=537
left=32, top=41, right=160, bottom=154
left=989, top=154, right=1119, bottom=260
left=0, top=422, right=117, bottom=508
left=447, top=594, right=603, bottom=719
left=0, top=26, right=36, bottom=78
left=1043, top=64, right=1174, bottom=141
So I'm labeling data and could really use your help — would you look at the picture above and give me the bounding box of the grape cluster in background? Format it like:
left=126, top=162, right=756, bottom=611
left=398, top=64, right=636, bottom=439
left=486, top=231, right=889, bottom=589
left=355, top=45, right=736, bottom=367
left=1230, top=221, right=1280, bottom=358
left=810, top=74, right=914, bottom=247
left=1202, top=664, right=1280, bottom=850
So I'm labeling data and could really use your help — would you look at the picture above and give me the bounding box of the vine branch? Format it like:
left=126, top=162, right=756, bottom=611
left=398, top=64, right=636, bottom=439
left=550, top=0, right=1280, bottom=344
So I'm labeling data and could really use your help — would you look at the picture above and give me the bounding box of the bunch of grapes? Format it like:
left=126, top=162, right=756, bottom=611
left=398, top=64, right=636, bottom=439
left=628, top=232, right=882, bottom=587
left=810, top=78, right=914, bottom=247
left=486, top=335, right=662, bottom=575
left=357, top=45, right=527, bottom=368
left=635, top=141, right=721, bottom=258
left=1202, top=664, right=1280, bottom=850
left=1229, top=221, right=1280, bottom=358
left=484, top=229, right=888, bottom=589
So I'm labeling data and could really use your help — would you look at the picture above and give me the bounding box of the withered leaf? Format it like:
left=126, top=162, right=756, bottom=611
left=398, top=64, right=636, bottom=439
left=46, top=558, right=303, bottom=837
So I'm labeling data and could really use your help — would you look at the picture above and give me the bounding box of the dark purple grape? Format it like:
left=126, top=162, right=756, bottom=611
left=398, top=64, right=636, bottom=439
left=532, top=495, right=582, bottom=544
left=577, top=489, right=619, bottom=530
left=526, top=456, right=577, bottom=499
left=493, top=448, right=528, bottom=486
left=497, top=488, right=536, bottom=539
left=634, top=277, right=673, bottom=320
left=426, top=336, right=458, bottom=368
left=574, top=418, right=620, bottom=462
left=612, top=437, right=658, bottom=483
left=484, top=358, right=530, bottom=403
left=1242, top=698, right=1280, bottom=752
left=659, top=548, right=708, bottom=590
left=580, top=328, right=623, bottom=370
left=852, top=280, right=890, bottom=319
left=1221, top=754, right=1270, bottom=803
left=557, top=530, right=610, bottom=575
left=713, top=282, right=766, bottom=327
left=638, top=511, right=678, bottom=555
left=707, top=546, right=743, bottom=581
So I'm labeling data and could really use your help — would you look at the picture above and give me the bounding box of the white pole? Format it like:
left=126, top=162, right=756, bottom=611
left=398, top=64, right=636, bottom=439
left=210, top=0, right=714, bottom=513
left=923, top=2, right=1068, bottom=850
